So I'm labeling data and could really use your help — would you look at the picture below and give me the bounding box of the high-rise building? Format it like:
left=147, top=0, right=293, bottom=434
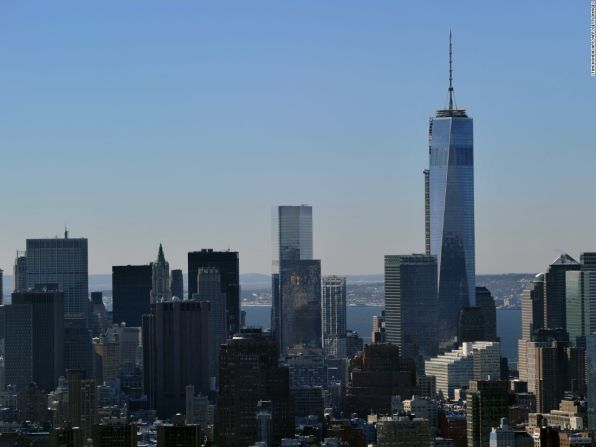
left=112, top=264, right=152, bottom=327
left=424, top=341, right=501, bottom=400
left=150, top=244, right=171, bottom=303
left=157, top=414, right=203, bottom=447
left=466, top=380, right=510, bottom=447
left=25, top=232, right=88, bottom=315
left=13, top=251, right=27, bottom=293
left=428, top=35, right=476, bottom=342
left=345, top=343, right=417, bottom=417
left=544, top=254, right=580, bottom=330
left=376, top=416, right=432, bottom=447
left=194, top=267, right=227, bottom=383
left=188, top=249, right=240, bottom=335
left=271, top=205, right=315, bottom=350
left=0, top=269, right=3, bottom=305
left=217, top=328, right=293, bottom=447
left=475, top=287, right=497, bottom=341
left=586, top=335, right=596, bottom=431
left=170, top=269, right=184, bottom=299
left=458, top=306, right=485, bottom=343
left=322, top=276, right=347, bottom=358
left=16, top=382, right=49, bottom=423
left=5, top=287, right=65, bottom=392
left=279, top=259, right=321, bottom=353
left=142, top=298, right=211, bottom=418
left=566, top=253, right=596, bottom=346
left=64, top=316, right=94, bottom=380
left=89, top=291, right=110, bottom=336
left=384, top=254, right=438, bottom=359
left=67, top=370, right=97, bottom=441
left=49, top=422, right=84, bottom=447
left=185, top=385, right=211, bottom=428
left=518, top=274, right=545, bottom=382
left=92, top=422, right=137, bottom=447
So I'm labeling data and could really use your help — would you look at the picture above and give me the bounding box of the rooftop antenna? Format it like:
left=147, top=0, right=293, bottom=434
left=64, top=226, right=69, bottom=239
left=448, top=30, right=454, bottom=110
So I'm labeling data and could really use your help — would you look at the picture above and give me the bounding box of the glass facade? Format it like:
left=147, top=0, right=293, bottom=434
left=429, top=112, right=475, bottom=339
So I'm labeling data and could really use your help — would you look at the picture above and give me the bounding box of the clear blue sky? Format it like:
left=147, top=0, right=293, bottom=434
left=0, top=1, right=594, bottom=275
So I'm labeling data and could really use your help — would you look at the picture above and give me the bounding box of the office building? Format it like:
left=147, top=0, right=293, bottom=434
left=89, top=291, right=110, bottom=336
left=92, top=422, right=137, bottom=447
left=271, top=205, right=315, bottom=350
left=157, top=414, right=203, bottom=447
left=586, top=335, right=596, bottom=431
left=25, top=233, right=88, bottom=315
left=0, top=269, right=3, bottom=305
left=16, top=382, right=49, bottom=423
left=345, top=343, right=417, bottom=417
left=322, top=276, right=347, bottom=358
left=188, top=249, right=240, bottom=335
left=185, top=385, right=211, bottom=428
left=371, top=311, right=386, bottom=344
left=13, top=251, right=27, bottom=293
left=64, top=316, right=94, bottom=380
left=142, top=298, right=211, bottom=418
left=67, top=369, right=97, bottom=441
left=49, top=423, right=84, bottom=447
left=476, top=287, right=497, bottom=341
left=279, top=259, right=322, bottom=353
left=384, top=254, right=438, bottom=359
left=217, top=328, right=293, bottom=447
left=428, top=35, right=476, bottom=342
left=194, top=267, right=227, bottom=382
left=112, top=264, right=152, bottom=327
left=424, top=341, right=501, bottom=400
left=458, top=306, right=485, bottom=343
left=518, top=274, right=545, bottom=382
left=466, top=380, right=510, bottom=447
left=170, top=268, right=184, bottom=299
left=150, top=244, right=171, bottom=303
left=376, top=416, right=432, bottom=447
left=544, top=254, right=580, bottom=330
left=566, top=253, right=596, bottom=346
left=5, top=287, right=64, bottom=392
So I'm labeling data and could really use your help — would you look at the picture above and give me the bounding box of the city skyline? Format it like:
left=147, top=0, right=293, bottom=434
left=1, top=2, right=595, bottom=276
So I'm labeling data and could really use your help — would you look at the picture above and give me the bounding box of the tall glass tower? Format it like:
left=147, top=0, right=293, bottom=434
left=428, top=33, right=475, bottom=340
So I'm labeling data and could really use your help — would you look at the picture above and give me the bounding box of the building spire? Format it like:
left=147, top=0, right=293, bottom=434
left=157, top=243, right=166, bottom=264
left=448, top=30, right=454, bottom=110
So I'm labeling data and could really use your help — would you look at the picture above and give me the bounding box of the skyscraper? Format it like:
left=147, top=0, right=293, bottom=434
left=586, top=335, right=596, bottom=431
left=466, top=380, right=510, bottom=447
left=5, top=287, right=64, bottom=392
left=150, top=244, right=171, bottom=303
left=188, top=249, right=240, bottom=335
left=25, top=232, right=88, bottom=315
left=13, top=251, right=27, bottom=293
left=217, top=328, right=292, bottom=447
left=142, top=298, right=211, bottom=418
left=544, top=254, right=580, bottom=330
left=566, top=252, right=596, bottom=346
left=518, top=274, right=546, bottom=382
left=428, top=34, right=475, bottom=341
left=322, top=275, right=347, bottom=358
left=170, top=269, right=184, bottom=299
left=194, top=267, right=227, bottom=383
left=271, top=205, right=321, bottom=354
left=384, top=254, right=438, bottom=359
left=112, top=264, right=152, bottom=327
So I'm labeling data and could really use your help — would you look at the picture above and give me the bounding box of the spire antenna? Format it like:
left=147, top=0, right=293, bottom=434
left=448, top=31, right=454, bottom=110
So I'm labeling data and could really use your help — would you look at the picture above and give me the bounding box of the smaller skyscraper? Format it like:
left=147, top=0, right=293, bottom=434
left=157, top=414, right=203, bottom=447
left=112, top=264, right=152, bottom=327
left=67, top=369, right=97, bottom=441
left=5, top=287, right=65, bottom=392
left=475, top=287, right=497, bottom=341
left=13, top=251, right=27, bottom=293
left=384, top=254, right=438, bottom=359
left=322, top=276, right=347, bottom=358
left=466, top=380, right=510, bottom=447
left=544, top=254, right=580, bottom=330
left=170, top=269, right=184, bottom=299
left=0, top=268, right=3, bottom=305
left=92, top=422, right=137, bottom=447
left=586, top=334, right=596, bottom=431
left=150, top=244, right=171, bottom=303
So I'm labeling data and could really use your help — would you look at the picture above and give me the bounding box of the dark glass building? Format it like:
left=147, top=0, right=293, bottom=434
left=217, top=328, right=292, bottom=447
left=544, top=254, right=580, bottom=330
left=64, top=316, right=94, bottom=380
left=384, top=254, right=438, bottom=359
left=279, top=259, right=321, bottom=353
left=5, top=287, right=64, bottom=392
left=112, top=264, right=152, bottom=327
left=142, top=299, right=211, bottom=418
left=170, top=269, right=184, bottom=299
left=428, top=36, right=475, bottom=341
left=188, top=249, right=240, bottom=335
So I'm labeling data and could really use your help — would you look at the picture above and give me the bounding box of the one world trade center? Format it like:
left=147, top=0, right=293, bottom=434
left=427, top=33, right=475, bottom=342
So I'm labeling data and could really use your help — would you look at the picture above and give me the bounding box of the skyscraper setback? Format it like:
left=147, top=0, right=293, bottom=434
left=271, top=205, right=321, bottom=354
left=428, top=34, right=475, bottom=340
